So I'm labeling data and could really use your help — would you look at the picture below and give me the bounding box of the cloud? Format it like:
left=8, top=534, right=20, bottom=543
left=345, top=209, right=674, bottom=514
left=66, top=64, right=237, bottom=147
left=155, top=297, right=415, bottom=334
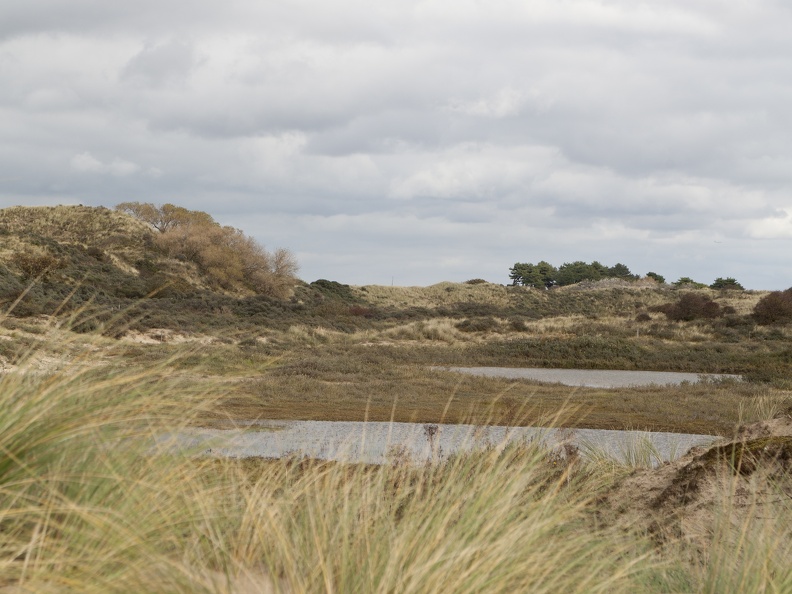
left=70, top=151, right=104, bottom=173
left=70, top=152, right=140, bottom=176
left=746, top=209, right=792, bottom=239
left=2, top=0, right=792, bottom=288
left=446, top=87, right=531, bottom=119
left=121, top=39, right=199, bottom=87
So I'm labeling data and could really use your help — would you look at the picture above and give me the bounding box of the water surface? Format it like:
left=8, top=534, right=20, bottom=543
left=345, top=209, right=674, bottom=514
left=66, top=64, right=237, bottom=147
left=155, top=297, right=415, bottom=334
left=436, top=366, right=741, bottom=388
left=159, top=420, right=719, bottom=466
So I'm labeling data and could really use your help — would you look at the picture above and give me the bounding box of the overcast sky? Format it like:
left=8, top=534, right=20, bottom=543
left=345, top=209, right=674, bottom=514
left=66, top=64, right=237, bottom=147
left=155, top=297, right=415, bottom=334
left=2, top=1, right=792, bottom=289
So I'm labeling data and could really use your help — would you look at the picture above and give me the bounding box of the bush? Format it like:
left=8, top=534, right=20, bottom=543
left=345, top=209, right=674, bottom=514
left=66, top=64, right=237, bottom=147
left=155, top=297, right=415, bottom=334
left=673, top=277, right=707, bottom=289
left=754, top=289, right=792, bottom=325
left=117, top=202, right=299, bottom=298
left=311, top=279, right=358, bottom=302
left=464, top=278, right=488, bottom=285
left=710, top=277, right=744, bottom=291
left=662, top=293, right=722, bottom=321
left=11, top=250, right=62, bottom=278
left=456, top=317, right=500, bottom=333
left=509, top=318, right=530, bottom=332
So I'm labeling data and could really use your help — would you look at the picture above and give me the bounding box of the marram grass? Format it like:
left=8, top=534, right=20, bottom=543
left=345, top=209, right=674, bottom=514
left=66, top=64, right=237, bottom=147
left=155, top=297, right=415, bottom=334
left=1, top=339, right=791, bottom=592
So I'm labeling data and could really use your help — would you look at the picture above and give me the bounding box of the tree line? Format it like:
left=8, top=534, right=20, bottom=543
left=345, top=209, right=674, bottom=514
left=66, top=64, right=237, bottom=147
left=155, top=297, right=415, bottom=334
left=509, top=260, right=638, bottom=288
left=509, top=261, right=744, bottom=291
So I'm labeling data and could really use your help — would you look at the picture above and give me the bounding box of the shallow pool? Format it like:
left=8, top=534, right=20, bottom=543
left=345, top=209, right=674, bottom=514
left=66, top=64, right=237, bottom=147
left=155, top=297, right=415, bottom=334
left=157, top=420, right=719, bottom=466
left=435, top=366, right=741, bottom=388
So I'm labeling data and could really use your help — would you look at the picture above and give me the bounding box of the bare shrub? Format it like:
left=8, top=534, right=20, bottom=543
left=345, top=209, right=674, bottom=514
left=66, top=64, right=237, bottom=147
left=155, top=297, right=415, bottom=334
left=348, top=305, right=376, bottom=318
left=753, top=288, right=792, bottom=325
left=662, top=293, right=722, bottom=321
left=509, top=317, right=530, bottom=332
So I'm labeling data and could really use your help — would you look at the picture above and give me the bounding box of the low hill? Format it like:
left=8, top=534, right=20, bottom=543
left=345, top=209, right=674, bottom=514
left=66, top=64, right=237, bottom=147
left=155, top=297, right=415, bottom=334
left=0, top=204, right=768, bottom=340
left=351, top=279, right=762, bottom=318
left=0, top=204, right=299, bottom=326
left=0, top=206, right=226, bottom=308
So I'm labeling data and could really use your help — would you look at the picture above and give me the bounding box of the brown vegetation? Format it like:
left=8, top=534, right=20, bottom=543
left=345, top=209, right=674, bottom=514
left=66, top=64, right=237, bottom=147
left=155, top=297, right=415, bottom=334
left=753, top=287, right=792, bottom=325
left=117, top=202, right=298, bottom=298
left=599, top=417, right=792, bottom=557
left=651, top=292, right=726, bottom=321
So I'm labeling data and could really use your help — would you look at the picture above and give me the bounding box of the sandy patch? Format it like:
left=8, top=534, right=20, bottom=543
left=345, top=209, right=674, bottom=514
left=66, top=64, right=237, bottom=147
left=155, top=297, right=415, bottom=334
left=598, top=416, right=792, bottom=553
left=122, top=329, right=217, bottom=345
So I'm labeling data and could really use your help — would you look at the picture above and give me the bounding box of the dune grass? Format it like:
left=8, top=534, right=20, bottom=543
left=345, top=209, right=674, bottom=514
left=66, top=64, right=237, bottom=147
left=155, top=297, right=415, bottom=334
left=0, top=342, right=649, bottom=592
left=1, top=333, right=791, bottom=592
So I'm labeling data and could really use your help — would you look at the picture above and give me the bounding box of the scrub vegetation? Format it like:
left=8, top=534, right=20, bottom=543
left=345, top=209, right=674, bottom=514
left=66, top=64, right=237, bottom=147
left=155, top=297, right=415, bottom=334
left=1, top=204, right=792, bottom=591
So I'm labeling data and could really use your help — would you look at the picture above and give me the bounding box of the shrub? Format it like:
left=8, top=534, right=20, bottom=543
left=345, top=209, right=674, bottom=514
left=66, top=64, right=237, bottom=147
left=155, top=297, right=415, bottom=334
left=117, top=202, right=298, bottom=298
left=635, top=312, right=652, bottom=323
left=710, top=277, right=744, bottom=291
left=456, top=317, right=500, bottom=333
left=673, top=277, right=707, bottom=289
left=11, top=250, right=62, bottom=278
left=753, top=289, right=792, bottom=325
left=663, top=293, right=722, bottom=321
left=311, top=279, right=357, bottom=302
left=464, top=278, right=488, bottom=285
left=85, top=246, right=105, bottom=261
left=509, top=318, right=530, bottom=332
left=0, top=265, right=24, bottom=302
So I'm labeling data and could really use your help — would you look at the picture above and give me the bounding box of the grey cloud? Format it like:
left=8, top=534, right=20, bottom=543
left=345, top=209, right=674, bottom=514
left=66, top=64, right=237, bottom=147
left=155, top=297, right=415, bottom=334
left=2, top=0, right=792, bottom=288
left=121, top=40, right=199, bottom=87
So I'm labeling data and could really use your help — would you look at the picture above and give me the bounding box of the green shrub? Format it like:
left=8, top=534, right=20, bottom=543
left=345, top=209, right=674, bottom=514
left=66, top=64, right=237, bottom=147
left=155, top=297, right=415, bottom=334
left=673, top=277, right=707, bottom=289
left=311, top=279, right=358, bottom=302
left=710, top=277, right=744, bottom=291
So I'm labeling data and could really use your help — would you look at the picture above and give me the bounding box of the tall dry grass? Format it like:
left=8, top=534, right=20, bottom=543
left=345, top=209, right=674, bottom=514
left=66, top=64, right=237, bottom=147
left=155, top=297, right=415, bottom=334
left=700, top=483, right=792, bottom=593
left=1, top=332, right=791, bottom=592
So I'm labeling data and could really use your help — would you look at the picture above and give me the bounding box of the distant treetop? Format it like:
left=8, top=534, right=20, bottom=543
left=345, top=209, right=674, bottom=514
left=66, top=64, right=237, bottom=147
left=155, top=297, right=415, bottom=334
left=509, top=260, right=638, bottom=288
left=710, top=277, right=744, bottom=291
left=672, top=277, right=707, bottom=289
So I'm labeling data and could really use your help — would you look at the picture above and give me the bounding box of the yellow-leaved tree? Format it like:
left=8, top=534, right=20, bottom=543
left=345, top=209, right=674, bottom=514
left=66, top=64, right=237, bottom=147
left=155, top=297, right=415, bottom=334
left=116, top=202, right=298, bottom=298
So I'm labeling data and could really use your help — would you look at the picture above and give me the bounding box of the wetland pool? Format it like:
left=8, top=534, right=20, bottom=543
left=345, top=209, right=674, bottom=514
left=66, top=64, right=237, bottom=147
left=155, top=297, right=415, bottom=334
left=159, top=420, right=719, bottom=466
left=435, top=367, right=741, bottom=388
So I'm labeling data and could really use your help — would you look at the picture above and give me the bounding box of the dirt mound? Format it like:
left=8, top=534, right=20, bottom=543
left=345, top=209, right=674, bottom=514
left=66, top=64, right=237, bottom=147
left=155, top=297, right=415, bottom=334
left=598, top=416, right=792, bottom=552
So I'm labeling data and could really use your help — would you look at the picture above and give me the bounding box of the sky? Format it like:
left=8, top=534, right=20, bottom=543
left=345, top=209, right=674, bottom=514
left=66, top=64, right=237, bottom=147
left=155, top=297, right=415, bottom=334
left=1, top=1, right=792, bottom=289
